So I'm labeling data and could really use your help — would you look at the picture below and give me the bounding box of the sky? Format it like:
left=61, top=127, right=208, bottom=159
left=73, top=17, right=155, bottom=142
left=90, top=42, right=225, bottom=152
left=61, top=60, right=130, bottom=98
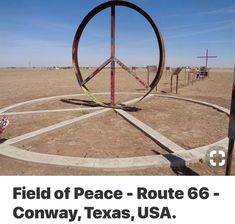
left=0, top=0, right=235, bottom=68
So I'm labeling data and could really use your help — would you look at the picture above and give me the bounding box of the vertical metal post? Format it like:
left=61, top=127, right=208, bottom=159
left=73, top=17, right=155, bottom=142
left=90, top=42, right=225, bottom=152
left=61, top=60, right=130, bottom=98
left=111, top=3, right=115, bottom=106
left=170, top=74, right=173, bottom=92
left=226, top=64, right=235, bottom=175
left=147, top=67, right=150, bottom=86
left=226, top=140, right=234, bottom=175
left=176, top=74, right=178, bottom=94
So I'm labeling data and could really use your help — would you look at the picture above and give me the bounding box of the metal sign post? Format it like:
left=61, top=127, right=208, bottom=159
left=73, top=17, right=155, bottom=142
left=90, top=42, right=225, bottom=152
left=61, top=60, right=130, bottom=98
left=226, top=64, right=235, bottom=175
left=170, top=67, right=182, bottom=94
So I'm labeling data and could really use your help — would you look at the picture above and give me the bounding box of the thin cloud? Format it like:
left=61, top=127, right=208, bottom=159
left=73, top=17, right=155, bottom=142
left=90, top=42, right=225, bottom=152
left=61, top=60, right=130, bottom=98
left=202, top=5, right=235, bottom=15
left=4, top=16, right=73, bottom=32
left=166, top=20, right=235, bottom=39
left=0, top=36, right=71, bottom=49
left=163, top=19, right=235, bottom=31
left=27, top=20, right=73, bottom=31
left=163, top=5, right=235, bottom=18
left=197, top=39, right=234, bottom=44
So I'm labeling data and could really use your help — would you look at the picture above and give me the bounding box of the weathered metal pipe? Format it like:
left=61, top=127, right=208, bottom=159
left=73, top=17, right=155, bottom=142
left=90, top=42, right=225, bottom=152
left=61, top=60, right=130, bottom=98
left=111, top=3, right=115, bottom=106
left=226, top=64, right=235, bottom=175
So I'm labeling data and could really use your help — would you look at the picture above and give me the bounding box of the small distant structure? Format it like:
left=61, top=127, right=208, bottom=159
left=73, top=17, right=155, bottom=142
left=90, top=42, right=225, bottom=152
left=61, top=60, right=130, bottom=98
left=198, top=66, right=209, bottom=78
left=48, top=66, right=60, bottom=70
left=197, top=49, right=217, bottom=77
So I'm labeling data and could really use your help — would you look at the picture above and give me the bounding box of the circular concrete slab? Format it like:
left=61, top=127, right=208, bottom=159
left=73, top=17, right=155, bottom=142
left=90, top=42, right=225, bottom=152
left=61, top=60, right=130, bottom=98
left=0, top=93, right=229, bottom=169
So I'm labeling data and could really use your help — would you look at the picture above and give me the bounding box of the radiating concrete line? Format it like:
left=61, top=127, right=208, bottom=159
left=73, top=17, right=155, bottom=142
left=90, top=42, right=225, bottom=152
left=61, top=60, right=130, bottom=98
left=5, top=108, right=110, bottom=145
left=0, top=94, right=229, bottom=169
left=2, top=107, right=102, bottom=115
left=115, top=109, right=185, bottom=153
left=5, top=96, right=146, bottom=145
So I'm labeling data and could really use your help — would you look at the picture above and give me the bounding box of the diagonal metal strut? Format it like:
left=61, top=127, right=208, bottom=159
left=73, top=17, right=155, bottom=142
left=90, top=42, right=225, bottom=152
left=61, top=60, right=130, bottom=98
left=115, top=57, right=149, bottom=89
left=81, top=58, right=112, bottom=86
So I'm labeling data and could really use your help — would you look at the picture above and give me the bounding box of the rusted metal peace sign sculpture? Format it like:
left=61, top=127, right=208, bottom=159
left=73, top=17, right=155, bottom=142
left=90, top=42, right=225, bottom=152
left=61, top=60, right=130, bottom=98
left=72, top=0, right=165, bottom=109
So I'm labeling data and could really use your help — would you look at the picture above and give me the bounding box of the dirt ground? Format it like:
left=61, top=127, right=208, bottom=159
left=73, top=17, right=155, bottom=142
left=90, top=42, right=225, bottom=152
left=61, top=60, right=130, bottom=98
left=16, top=111, right=165, bottom=158
left=4, top=111, right=90, bottom=139
left=15, top=97, right=228, bottom=156
left=0, top=67, right=234, bottom=175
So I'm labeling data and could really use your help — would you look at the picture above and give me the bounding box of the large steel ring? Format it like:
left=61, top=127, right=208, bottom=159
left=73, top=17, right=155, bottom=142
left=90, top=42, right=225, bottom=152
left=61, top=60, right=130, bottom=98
left=72, top=0, right=165, bottom=108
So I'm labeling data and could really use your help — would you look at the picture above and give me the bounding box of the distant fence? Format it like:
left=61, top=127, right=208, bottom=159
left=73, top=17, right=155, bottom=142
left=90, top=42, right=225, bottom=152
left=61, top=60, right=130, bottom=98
left=166, top=66, right=210, bottom=94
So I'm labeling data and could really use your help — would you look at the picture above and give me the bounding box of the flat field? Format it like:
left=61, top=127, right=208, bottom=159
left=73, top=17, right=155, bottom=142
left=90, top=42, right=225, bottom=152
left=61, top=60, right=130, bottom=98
left=0, top=67, right=233, bottom=175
